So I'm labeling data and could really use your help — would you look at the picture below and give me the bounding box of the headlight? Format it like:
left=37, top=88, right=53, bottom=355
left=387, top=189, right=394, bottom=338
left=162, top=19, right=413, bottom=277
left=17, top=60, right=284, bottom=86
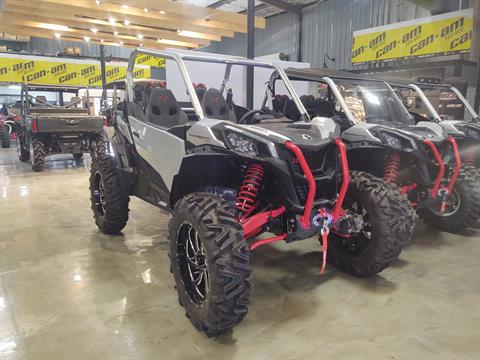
left=377, top=130, right=415, bottom=150
left=459, top=125, right=480, bottom=139
left=226, top=132, right=259, bottom=156
left=382, top=132, right=401, bottom=148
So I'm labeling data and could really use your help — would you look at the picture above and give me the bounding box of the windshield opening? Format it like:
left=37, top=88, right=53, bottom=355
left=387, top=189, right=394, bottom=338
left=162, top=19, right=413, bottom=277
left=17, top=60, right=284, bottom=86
left=418, top=85, right=476, bottom=122
left=279, top=76, right=413, bottom=127
left=332, top=79, right=414, bottom=126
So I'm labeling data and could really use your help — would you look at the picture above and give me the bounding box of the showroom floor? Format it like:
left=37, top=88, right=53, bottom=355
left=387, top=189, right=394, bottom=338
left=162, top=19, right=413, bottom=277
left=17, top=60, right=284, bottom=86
left=0, top=147, right=479, bottom=360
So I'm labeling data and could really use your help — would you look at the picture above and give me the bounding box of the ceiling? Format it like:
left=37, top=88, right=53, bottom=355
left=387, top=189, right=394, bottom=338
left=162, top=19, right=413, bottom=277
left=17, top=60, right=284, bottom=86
left=0, top=0, right=267, bottom=50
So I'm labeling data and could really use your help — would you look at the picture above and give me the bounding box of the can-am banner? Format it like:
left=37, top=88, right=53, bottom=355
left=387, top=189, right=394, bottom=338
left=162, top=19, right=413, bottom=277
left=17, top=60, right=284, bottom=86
left=351, top=8, right=473, bottom=64
left=0, top=53, right=154, bottom=86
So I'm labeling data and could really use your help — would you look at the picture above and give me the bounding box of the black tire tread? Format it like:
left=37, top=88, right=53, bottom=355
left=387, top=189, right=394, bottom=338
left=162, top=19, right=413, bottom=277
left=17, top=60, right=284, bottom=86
left=417, top=166, right=480, bottom=232
left=31, top=137, right=45, bottom=172
left=329, top=171, right=415, bottom=277
left=1, top=124, right=10, bottom=148
left=89, top=154, right=129, bottom=234
left=169, top=193, right=252, bottom=336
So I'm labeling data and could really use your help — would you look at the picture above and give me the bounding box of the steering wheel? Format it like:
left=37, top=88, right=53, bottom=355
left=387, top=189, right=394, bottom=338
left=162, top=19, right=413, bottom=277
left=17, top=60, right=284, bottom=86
left=238, top=109, right=266, bottom=124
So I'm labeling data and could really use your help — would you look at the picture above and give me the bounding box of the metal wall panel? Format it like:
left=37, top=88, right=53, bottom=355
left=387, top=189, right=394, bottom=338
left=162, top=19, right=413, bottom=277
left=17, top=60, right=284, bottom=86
left=202, top=0, right=436, bottom=70
left=200, top=11, right=299, bottom=60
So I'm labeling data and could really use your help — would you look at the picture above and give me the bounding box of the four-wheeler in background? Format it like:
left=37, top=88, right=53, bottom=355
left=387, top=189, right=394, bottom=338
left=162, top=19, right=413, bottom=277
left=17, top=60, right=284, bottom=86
left=0, top=103, right=21, bottom=148
left=384, top=76, right=480, bottom=172
left=267, top=68, right=480, bottom=233
left=91, top=49, right=414, bottom=335
left=16, top=84, right=106, bottom=171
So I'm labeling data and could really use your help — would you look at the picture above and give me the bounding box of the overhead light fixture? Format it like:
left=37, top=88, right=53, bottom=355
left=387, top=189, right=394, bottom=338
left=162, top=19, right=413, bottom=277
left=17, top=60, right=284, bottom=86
left=122, top=4, right=128, bottom=9
left=178, top=30, right=201, bottom=38
left=124, top=20, right=130, bottom=26
left=84, top=36, right=90, bottom=42
left=109, top=17, right=116, bottom=24
left=100, top=39, right=104, bottom=42
left=144, top=8, right=148, bottom=13
left=119, top=41, right=124, bottom=45
left=159, top=10, right=166, bottom=15
left=137, top=34, right=143, bottom=39
left=176, top=29, right=181, bottom=33
left=157, top=38, right=187, bottom=46
left=39, top=23, right=70, bottom=31
left=95, top=0, right=101, bottom=5
left=139, top=44, right=144, bottom=47
left=114, top=31, right=119, bottom=36
left=54, top=33, right=61, bottom=39
left=90, top=28, right=98, bottom=33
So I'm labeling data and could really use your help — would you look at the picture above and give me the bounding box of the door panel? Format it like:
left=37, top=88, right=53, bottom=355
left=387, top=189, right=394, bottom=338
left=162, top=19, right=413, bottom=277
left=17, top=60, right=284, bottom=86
left=129, top=116, right=185, bottom=191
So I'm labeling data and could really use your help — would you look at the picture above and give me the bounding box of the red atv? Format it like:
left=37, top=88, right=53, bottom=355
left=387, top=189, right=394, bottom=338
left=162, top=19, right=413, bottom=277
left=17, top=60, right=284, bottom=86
left=0, top=104, right=21, bottom=148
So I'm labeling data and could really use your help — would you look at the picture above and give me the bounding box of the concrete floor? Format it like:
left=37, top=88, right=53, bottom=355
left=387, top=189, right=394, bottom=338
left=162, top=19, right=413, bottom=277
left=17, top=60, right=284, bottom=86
left=0, top=146, right=479, bottom=360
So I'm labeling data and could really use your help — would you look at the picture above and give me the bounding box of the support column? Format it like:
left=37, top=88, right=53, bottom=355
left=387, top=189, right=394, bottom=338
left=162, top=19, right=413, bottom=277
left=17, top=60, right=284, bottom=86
left=246, top=0, right=255, bottom=109
left=99, top=45, right=107, bottom=101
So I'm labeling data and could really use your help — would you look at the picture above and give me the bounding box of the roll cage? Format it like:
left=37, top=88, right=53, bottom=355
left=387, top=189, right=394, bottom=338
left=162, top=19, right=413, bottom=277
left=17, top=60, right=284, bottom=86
left=125, top=49, right=310, bottom=123
left=386, top=79, right=479, bottom=123
left=266, top=68, right=414, bottom=127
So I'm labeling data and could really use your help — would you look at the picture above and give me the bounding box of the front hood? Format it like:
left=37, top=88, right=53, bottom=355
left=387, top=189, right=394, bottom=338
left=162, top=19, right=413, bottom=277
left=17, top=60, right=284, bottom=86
left=396, top=122, right=447, bottom=143
left=236, top=118, right=337, bottom=148
left=439, top=120, right=480, bottom=140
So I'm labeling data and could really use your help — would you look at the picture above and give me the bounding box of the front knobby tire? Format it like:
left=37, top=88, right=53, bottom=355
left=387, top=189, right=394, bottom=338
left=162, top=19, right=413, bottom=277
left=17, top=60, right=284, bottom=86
left=417, top=166, right=480, bottom=233
left=30, top=136, right=45, bottom=172
left=89, top=155, right=129, bottom=234
left=328, top=171, right=415, bottom=277
left=169, top=193, right=252, bottom=336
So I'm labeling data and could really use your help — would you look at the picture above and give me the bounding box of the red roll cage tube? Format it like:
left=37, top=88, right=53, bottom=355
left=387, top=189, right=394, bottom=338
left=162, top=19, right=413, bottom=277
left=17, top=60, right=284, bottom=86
left=246, top=139, right=351, bottom=251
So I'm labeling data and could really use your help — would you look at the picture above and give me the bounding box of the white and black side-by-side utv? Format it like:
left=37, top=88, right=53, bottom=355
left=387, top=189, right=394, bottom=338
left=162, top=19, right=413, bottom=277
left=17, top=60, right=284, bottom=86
left=91, top=49, right=414, bottom=335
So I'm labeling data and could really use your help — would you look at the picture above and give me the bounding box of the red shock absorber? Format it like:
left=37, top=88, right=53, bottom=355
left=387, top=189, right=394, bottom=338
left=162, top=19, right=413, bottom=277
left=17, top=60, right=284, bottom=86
left=236, top=163, right=264, bottom=220
left=384, top=152, right=401, bottom=182
left=464, top=150, right=475, bottom=167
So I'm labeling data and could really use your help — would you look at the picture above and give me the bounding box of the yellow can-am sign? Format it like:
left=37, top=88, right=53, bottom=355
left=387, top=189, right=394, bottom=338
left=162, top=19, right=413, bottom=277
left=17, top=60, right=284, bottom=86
left=0, top=53, right=152, bottom=86
left=352, top=8, right=473, bottom=64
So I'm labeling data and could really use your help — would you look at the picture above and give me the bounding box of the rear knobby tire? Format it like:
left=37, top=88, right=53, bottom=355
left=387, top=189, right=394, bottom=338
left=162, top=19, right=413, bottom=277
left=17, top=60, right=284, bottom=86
left=169, top=193, right=252, bottom=336
left=89, top=155, right=129, bottom=234
left=1, top=124, right=10, bottom=148
left=328, top=171, right=415, bottom=277
left=30, top=136, right=45, bottom=172
left=417, top=166, right=480, bottom=233
left=17, top=134, right=29, bottom=162
left=91, top=134, right=107, bottom=158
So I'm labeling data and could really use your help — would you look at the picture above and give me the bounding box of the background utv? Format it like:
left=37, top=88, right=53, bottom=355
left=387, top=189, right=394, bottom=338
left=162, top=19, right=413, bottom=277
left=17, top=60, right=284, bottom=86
left=91, top=50, right=414, bottom=335
left=269, top=68, right=480, bottom=233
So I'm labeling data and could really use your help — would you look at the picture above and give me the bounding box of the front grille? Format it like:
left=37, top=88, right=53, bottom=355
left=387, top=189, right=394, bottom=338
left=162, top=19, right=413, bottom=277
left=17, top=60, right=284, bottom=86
left=303, top=147, right=337, bottom=176
left=289, top=145, right=339, bottom=204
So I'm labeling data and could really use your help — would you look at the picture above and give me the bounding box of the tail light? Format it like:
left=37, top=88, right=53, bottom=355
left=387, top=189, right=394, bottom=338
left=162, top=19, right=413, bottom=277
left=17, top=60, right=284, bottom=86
left=103, top=116, right=109, bottom=127
left=32, top=118, right=39, bottom=132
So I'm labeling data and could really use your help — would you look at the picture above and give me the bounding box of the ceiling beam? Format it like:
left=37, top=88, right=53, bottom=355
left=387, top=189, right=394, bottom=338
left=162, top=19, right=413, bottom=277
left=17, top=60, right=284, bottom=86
left=4, top=3, right=220, bottom=43
left=0, top=20, right=178, bottom=50
left=6, top=0, right=236, bottom=39
left=101, top=0, right=265, bottom=29
left=208, top=0, right=237, bottom=9
left=23, top=0, right=251, bottom=34
left=1, top=10, right=206, bottom=47
left=260, top=0, right=302, bottom=15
